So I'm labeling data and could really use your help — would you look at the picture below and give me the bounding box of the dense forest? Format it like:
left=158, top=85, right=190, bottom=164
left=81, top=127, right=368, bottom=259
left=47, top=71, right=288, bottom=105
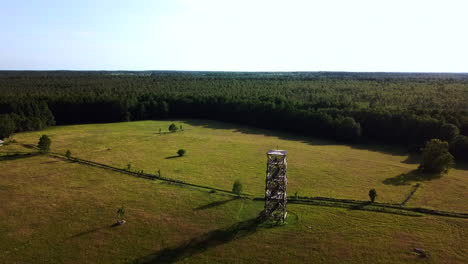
left=1, top=71, right=467, bottom=161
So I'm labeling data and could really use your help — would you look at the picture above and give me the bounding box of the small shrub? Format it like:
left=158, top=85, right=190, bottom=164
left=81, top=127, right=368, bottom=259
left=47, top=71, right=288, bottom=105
left=177, top=149, right=186, bottom=156
left=232, top=180, right=243, bottom=196
left=127, top=163, right=132, bottom=171
left=116, top=206, right=125, bottom=221
left=369, top=189, right=377, bottom=203
left=169, top=123, right=178, bottom=133
left=65, top=150, right=71, bottom=159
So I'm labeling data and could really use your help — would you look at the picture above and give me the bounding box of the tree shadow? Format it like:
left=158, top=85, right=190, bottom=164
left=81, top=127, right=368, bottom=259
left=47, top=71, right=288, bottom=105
left=182, top=119, right=408, bottom=156
left=41, top=160, right=60, bottom=164
left=69, top=223, right=120, bottom=239
left=154, top=132, right=171, bottom=135
left=135, top=217, right=264, bottom=264
left=383, top=170, right=441, bottom=186
left=194, top=198, right=237, bottom=210
left=165, top=155, right=182, bottom=159
left=401, top=154, right=421, bottom=164
left=454, top=161, right=468, bottom=170
left=0, top=152, right=38, bottom=162
left=349, top=201, right=372, bottom=210
left=19, top=143, right=38, bottom=150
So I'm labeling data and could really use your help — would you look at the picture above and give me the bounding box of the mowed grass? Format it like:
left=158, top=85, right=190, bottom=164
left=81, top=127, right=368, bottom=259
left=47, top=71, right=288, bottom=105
left=6, top=119, right=468, bottom=211
left=0, top=155, right=467, bottom=263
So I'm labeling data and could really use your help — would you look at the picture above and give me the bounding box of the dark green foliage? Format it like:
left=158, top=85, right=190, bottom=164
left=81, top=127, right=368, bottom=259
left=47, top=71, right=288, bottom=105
left=0, top=114, right=16, bottom=139
left=38, top=135, right=51, bottom=153
left=439, top=123, right=459, bottom=142
left=335, top=117, right=361, bottom=142
left=65, top=150, right=71, bottom=159
left=369, top=189, right=377, bottom=202
left=0, top=100, right=55, bottom=137
left=169, top=123, right=178, bottom=133
left=177, top=149, right=186, bottom=156
left=1, top=71, right=467, bottom=151
left=232, top=180, right=243, bottom=196
left=449, top=135, right=468, bottom=161
left=419, top=139, right=455, bottom=174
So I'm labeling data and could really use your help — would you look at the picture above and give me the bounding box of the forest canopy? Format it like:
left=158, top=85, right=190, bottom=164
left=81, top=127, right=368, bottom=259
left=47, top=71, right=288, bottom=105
left=1, top=71, right=467, bottom=160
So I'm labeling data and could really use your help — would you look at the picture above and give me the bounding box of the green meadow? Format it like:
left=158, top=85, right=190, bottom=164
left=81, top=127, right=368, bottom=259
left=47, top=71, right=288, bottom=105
left=1, top=120, right=467, bottom=263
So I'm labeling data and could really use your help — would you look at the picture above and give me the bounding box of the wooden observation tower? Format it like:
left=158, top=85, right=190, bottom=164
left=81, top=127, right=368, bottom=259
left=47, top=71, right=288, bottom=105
left=264, top=150, right=288, bottom=223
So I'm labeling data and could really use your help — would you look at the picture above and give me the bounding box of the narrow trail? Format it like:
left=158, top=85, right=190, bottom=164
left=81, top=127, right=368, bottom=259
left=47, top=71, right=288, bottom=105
left=400, top=183, right=421, bottom=206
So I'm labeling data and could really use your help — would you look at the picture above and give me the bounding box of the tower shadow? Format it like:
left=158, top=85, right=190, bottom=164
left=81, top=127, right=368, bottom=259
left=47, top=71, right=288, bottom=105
left=134, top=217, right=264, bottom=264
left=194, top=198, right=237, bottom=210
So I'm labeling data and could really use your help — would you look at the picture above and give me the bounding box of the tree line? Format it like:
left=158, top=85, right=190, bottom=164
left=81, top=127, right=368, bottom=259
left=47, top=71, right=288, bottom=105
left=0, top=71, right=467, bottom=161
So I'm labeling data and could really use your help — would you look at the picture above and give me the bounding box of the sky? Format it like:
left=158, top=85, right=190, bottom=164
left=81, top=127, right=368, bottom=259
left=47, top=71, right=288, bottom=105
left=1, top=0, right=467, bottom=72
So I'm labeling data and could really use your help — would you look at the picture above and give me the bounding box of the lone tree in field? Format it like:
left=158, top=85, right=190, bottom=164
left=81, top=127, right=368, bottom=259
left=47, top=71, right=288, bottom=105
left=419, top=139, right=454, bottom=174
left=38, top=135, right=51, bottom=153
left=168, top=123, right=178, bottom=133
left=116, top=206, right=126, bottom=225
left=65, top=150, right=71, bottom=159
left=177, top=149, right=186, bottom=157
left=232, top=180, right=243, bottom=197
left=369, top=189, right=377, bottom=203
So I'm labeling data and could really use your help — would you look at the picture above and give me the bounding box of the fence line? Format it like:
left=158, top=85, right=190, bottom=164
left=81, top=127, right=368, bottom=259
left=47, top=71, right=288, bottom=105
left=3, top=148, right=466, bottom=219
left=48, top=153, right=241, bottom=197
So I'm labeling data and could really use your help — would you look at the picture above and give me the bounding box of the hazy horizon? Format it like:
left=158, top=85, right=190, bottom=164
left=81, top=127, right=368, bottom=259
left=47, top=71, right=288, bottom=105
left=1, top=0, right=467, bottom=72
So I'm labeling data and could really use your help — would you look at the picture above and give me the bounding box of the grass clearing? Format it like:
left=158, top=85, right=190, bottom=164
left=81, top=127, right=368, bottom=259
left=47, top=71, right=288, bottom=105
left=6, top=119, right=468, bottom=210
left=1, top=119, right=467, bottom=263
left=0, top=156, right=467, bottom=263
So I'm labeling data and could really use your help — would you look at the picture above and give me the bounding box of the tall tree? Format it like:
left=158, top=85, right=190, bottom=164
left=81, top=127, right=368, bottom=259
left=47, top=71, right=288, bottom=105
left=419, top=139, right=454, bottom=174
left=38, top=135, right=51, bottom=153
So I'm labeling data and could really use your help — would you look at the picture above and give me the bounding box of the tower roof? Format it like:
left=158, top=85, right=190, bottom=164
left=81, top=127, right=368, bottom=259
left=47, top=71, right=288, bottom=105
left=267, top=150, right=288, bottom=156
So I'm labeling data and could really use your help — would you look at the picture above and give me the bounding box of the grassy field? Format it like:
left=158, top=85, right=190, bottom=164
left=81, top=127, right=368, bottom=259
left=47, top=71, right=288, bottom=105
left=1, top=120, right=467, bottom=263
left=5, top=119, right=468, bottom=209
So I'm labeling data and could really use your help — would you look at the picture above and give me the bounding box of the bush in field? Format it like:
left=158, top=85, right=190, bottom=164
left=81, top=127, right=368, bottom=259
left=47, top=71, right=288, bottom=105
left=369, top=189, right=377, bottom=203
left=65, top=150, right=71, bottom=159
left=169, top=123, right=178, bottom=133
left=177, top=149, right=186, bottom=156
left=232, top=180, right=243, bottom=196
